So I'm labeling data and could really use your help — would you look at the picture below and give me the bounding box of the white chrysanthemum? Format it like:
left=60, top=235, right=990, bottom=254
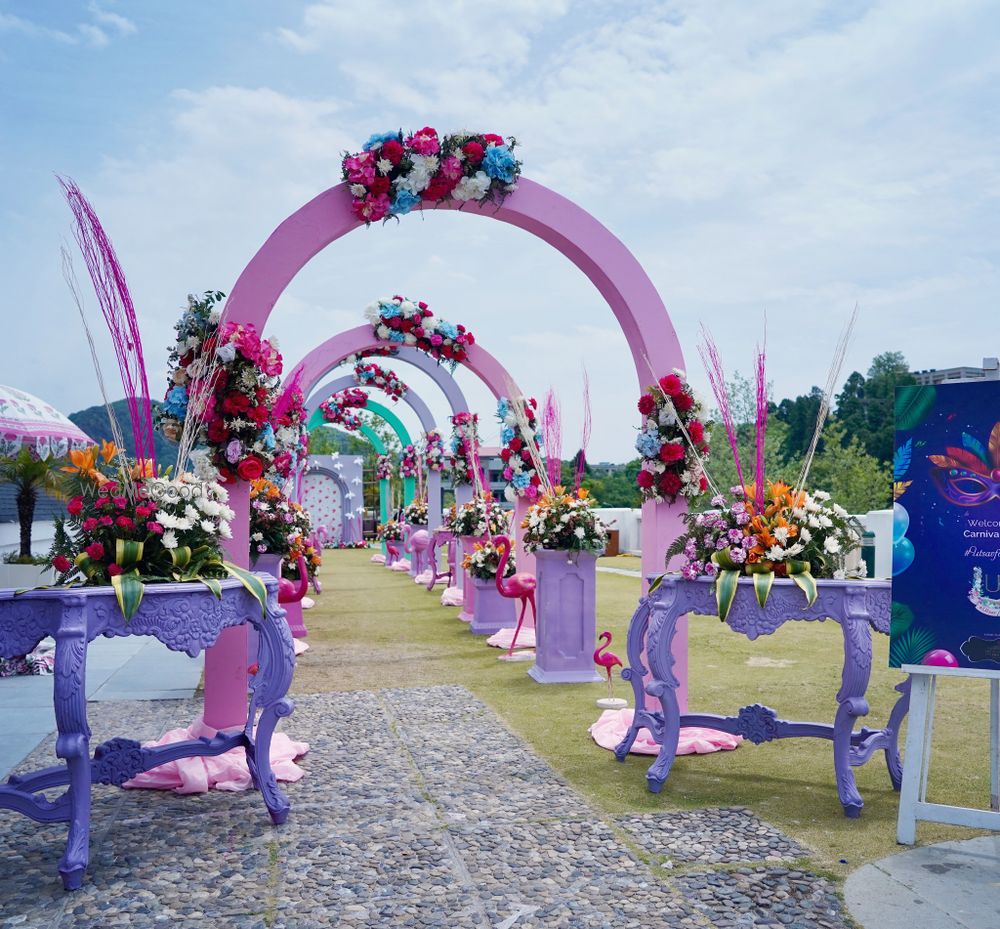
left=574, top=527, right=586, bottom=539
left=350, top=183, right=366, bottom=197
left=824, top=537, right=841, bottom=554
left=162, top=529, right=178, bottom=550
left=453, top=171, right=491, bottom=202
left=200, top=519, right=216, bottom=533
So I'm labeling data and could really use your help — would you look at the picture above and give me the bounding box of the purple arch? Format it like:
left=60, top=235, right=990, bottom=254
left=209, top=178, right=688, bottom=731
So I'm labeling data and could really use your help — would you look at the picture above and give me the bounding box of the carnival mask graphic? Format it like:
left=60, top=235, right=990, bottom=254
left=929, top=423, right=1000, bottom=507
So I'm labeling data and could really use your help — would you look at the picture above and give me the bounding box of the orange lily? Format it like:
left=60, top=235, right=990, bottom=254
left=61, top=447, right=106, bottom=484
left=99, top=440, right=118, bottom=463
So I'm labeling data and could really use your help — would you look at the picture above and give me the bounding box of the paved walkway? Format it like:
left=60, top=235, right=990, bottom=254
left=0, top=685, right=851, bottom=928
left=0, top=636, right=203, bottom=780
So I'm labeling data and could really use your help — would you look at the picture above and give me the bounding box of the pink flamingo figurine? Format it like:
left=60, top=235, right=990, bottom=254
left=594, top=631, right=623, bottom=699
left=492, top=535, right=536, bottom=659
left=385, top=539, right=402, bottom=567
left=426, top=529, right=456, bottom=591
left=277, top=556, right=309, bottom=638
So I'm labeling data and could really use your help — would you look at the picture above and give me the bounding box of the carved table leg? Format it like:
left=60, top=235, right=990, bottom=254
left=615, top=599, right=650, bottom=761
left=884, top=676, right=912, bottom=791
left=644, top=594, right=683, bottom=793
left=835, top=610, right=873, bottom=817
left=53, top=605, right=91, bottom=890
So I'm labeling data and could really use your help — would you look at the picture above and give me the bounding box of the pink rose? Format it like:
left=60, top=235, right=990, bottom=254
left=407, top=127, right=439, bottom=155
left=351, top=193, right=391, bottom=222
left=344, top=152, right=376, bottom=184
left=503, top=467, right=514, bottom=480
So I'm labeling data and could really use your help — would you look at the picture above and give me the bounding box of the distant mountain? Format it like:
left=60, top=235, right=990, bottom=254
left=68, top=399, right=180, bottom=467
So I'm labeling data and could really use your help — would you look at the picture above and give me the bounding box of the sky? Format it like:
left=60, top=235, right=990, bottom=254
left=1, top=0, right=999, bottom=462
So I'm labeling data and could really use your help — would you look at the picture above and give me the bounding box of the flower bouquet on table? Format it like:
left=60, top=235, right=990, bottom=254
left=376, top=520, right=404, bottom=542
left=249, top=478, right=321, bottom=580
left=353, top=360, right=408, bottom=402
left=463, top=539, right=516, bottom=580
left=497, top=396, right=545, bottom=503
left=635, top=372, right=710, bottom=503
left=400, top=444, right=420, bottom=479
left=375, top=454, right=395, bottom=481
left=401, top=499, right=429, bottom=526
left=48, top=443, right=264, bottom=620
left=319, top=388, right=368, bottom=432
left=156, top=291, right=283, bottom=484
left=343, top=128, right=522, bottom=224
left=520, top=487, right=609, bottom=554
left=364, top=296, right=474, bottom=369
left=421, top=430, right=446, bottom=472
left=448, top=497, right=510, bottom=539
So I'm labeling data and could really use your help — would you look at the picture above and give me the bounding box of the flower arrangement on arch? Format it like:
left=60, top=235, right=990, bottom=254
left=635, top=371, right=710, bottom=504
left=400, top=444, right=420, bottom=479
left=421, top=430, right=446, bottom=472
left=342, top=128, right=522, bottom=224
left=48, top=443, right=267, bottom=620
left=157, top=291, right=283, bottom=483
left=447, top=497, right=510, bottom=538
left=376, top=520, right=404, bottom=542
left=521, top=486, right=608, bottom=554
left=353, top=360, right=408, bottom=402
left=270, top=383, right=310, bottom=480
left=319, top=387, right=368, bottom=432
left=496, top=396, right=544, bottom=503
left=364, top=296, right=475, bottom=369
left=448, top=412, right=479, bottom=486
left=249, top=477, right=321, bottom=580
left=375, top=454, right=395, bottom=481
left=401, top=498, right=428, bottom=526
left=463, top=539, right=516, bottom=581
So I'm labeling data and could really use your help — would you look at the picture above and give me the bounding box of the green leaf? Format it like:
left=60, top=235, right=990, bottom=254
left=890, top=626, right=936, bottom=668
left=169, top=546, right=192, bottom=570
left=199, top=576, right=223, bottom=599
left=751, top=570, right=774, bottom=608
left=895, top=385, right=936, bottom=431
left=115, top=538, right=144, bottom=569
left=714, top=568, right=740, bottom=623
left=111, top=570, right=145, bottom=621
left=648, top=573, right=664, bottom=593
left=788, top=568, right=818, bottom=608
left=221, top=562, right=268, bottom=618
left=891, top=601, right=915, bottom=637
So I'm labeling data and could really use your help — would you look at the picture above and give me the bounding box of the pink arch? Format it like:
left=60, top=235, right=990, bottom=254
left=208, top=178, right=687, bottom=731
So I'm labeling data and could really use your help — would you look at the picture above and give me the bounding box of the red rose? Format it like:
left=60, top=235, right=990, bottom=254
left=509, top=437, right=523, bottom=451
left=236, top=456, right=264, bottom=481
left=674, top=392, right=694, bottom=412
left=520, top=449, right=531, bottom=462
left=82, top=518, right=98, bottom=531
left=221, top=391, right=251, bottom=414
left=107, top=563, right=123, bottom=577
left=699, top=476, right=708, bottom=491
left=658, top=374, right=682, bottom=397
left=530, top=474, right=541, bottom=486
left=500, top=448, right=512, bottom=461
left=636, top=470, right=655, bottom=489
left=250, top=405, right=269, bottom=426
left=688, top=420, right=705, bottom=443
left=52, top=555, right=72, bottom=573
left=218, top=466, right=236, bottom=484
left=67, top=496, right=84, bottom=516
left=422, top=176, right=456, bottom=201
left=207, top=418, right=229, bottom=443
left=659, top=442, right=685, bottom=463
left=659, top=472, right=682, bottom=495
left=462, top=141, right=484, bottom=164
left=483, top=133, right=504, bottom=147
left=370, top=175, right=390, bottom=195
left=116, top=516, right=134, bottom=530
left=381, top=139, right=404, bottom=164
left=464, top=332, right=475, bottom=345
left=387, top=316, right=401, bottom=329
left=637, top=394, right=656, bottom=416
left=400, top=318, right=414, bottom=332
left=85, top=542, right=105, bottom=560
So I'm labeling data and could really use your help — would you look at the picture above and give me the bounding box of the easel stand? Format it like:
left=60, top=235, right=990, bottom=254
left=897, top=665, right=1000, bottom=844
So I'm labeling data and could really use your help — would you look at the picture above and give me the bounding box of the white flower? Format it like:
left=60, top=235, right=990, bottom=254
left=251, top=532, right=263, bottom=542
left=799, top=527, right=812, bottom=543
left=824, top=537, right=841, bottom=554
left=350, top=183, right=366, bottom=197
left=216, top=342, right=237, bottom=364
left=766, top=545, right=786, bottom=560
left=832, top=504, right=848, bottom=518
left=376, top=158, right=392, bottom=174
left=785, top=542, right=804, bottom=556
left=574, top=527, right=586, bottom=539
left=773, top=526, right=790, bottom=544
left=818, top=515, right=834, bottom=529
left=200, top=519, right=216, bottom=533
left=376, top=324, right=390, bottom=339
left=813, top=490, right=831, bottom=501
left=162, top=529, right=178, bottom=550
left=208, top=308, right=222, bottom=324
left=453, top=171, right=491, bottom=202
left=404, top=333, right=417, bottom=345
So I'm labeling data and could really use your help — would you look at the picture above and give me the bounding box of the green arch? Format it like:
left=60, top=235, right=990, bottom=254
left=307, top=398, right=415, bottom=536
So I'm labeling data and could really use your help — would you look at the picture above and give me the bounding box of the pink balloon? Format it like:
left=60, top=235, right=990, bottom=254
left=922, top=649, right=959, bottom=668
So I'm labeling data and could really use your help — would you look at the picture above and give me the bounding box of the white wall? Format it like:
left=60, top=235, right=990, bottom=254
left=0, top=519, right=58, bottom=558
left=592, top=508, right=642, bottom=555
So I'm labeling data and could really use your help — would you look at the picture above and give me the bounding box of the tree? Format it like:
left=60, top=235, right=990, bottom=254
left=0, top=449, right=65, bottom=558
left=833, top=352, right=915, bottom=464
left=774, top=386, right=824, bottom=461
left=806, top=422, right=892, bottom=513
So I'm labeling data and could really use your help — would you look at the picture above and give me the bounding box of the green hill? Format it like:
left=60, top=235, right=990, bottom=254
left=69, top=399, right=180, bottom=468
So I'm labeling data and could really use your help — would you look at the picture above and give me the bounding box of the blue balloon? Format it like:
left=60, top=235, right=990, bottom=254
left=892, top=537, right=915, bottom=576
left=893, top=503, right=910, bottom=544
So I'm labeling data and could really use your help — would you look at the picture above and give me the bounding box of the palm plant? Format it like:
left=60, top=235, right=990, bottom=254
left=0, top=449, right=66, bottom=559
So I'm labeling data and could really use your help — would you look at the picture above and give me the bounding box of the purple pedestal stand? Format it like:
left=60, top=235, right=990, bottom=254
left=470, top=576, right=516, bottom=635
left=615, top=575, right=909, bottom=817
left=458, top=536, right=477, bottom=623
left=0, top=577, right=295, bottom=889
left=528, top=549, right=603, bottom=684
left=254, top=554, right=307, bottom=638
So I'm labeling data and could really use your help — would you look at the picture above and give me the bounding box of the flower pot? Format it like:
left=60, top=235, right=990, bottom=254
left=458, top=536, right=478, bottom=622
left=470, top=576, right=516, bottom=635
left=529, top=548, right=602, bottom=684
left=252, top=553, right=307, bottom=638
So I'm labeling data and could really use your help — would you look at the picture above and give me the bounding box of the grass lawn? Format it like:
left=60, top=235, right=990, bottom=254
left=291, top=548, right=992, bottom=879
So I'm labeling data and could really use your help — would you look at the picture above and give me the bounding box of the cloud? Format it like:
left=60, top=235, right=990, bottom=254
left=0, top=3, right=136, bottom=48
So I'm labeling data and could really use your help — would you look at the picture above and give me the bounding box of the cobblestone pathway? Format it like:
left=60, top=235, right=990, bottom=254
left=0, top=686, right=853, bottom=928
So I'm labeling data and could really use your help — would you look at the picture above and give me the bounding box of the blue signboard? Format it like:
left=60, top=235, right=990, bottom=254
left=891, top=381, right=1000, bottom=669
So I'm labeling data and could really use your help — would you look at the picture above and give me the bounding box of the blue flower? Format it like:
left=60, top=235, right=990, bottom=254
left=438, top=320, right=458, bottom=340
left=482, top=144, right=517, bottom=183
left=260, top=423, right=276, bottom=450
left=497, top=397, right=509, bottom=419
left=379, top=301, right=402, bottom=319
left=163, top=386, right=189, bottom=417
left=512, top=472, right=531, bottom=489
left=635, top=427, right=662, bottom=458
left=500, top=426, right=515, bottom=445
left=390, top=190, right=421, bottom=215
left=387, top=330, right=405, bottom=343
left=363, top=131, right=399, bottom=151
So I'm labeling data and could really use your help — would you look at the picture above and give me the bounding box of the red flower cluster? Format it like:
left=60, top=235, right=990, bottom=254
left=368, top=296, right=474, bottom=369
left=319, top=388, right=368, bottom=432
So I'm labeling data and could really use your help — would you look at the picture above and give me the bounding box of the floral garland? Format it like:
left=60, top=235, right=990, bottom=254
left=635, top=372, right=710, bottom=503
left=364, top=296, right=474, bottom=370
left=376, top=520, right=404, bottom=542
left=157, top=291, right=283, bottom=483
left=353, top=360, right=408, bottom=403
left=496, top=396, right=544, bottom=503
left=463, top=539, right=516, bottom=581
left=448, top=497, right=510, bottom=538
left=343, top=128, right=521, bottom=224
left=319, top=387, right=368, bottom=432
left=249, top=477, right=321, bottom=580
left=271, top=384, right=309, bottom=481
left=400, top=444, right=420, bottom=479
left=422, top=430, right=446, bottom=472
left=375, top=453, right=395, bottom=481
left=401, top=499, right=428, bottom=526
left=521, top=487, right=608, bottom=554
left=448, top=412, right=479, bottom=486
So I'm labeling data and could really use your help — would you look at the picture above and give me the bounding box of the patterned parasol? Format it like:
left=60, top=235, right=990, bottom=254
left=0, top=385, right=92, bottom=460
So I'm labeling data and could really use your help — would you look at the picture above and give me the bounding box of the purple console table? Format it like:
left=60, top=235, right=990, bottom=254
left=615, top=575, right=909, bottom=817
left=0, top=577, right=295, bottom=889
